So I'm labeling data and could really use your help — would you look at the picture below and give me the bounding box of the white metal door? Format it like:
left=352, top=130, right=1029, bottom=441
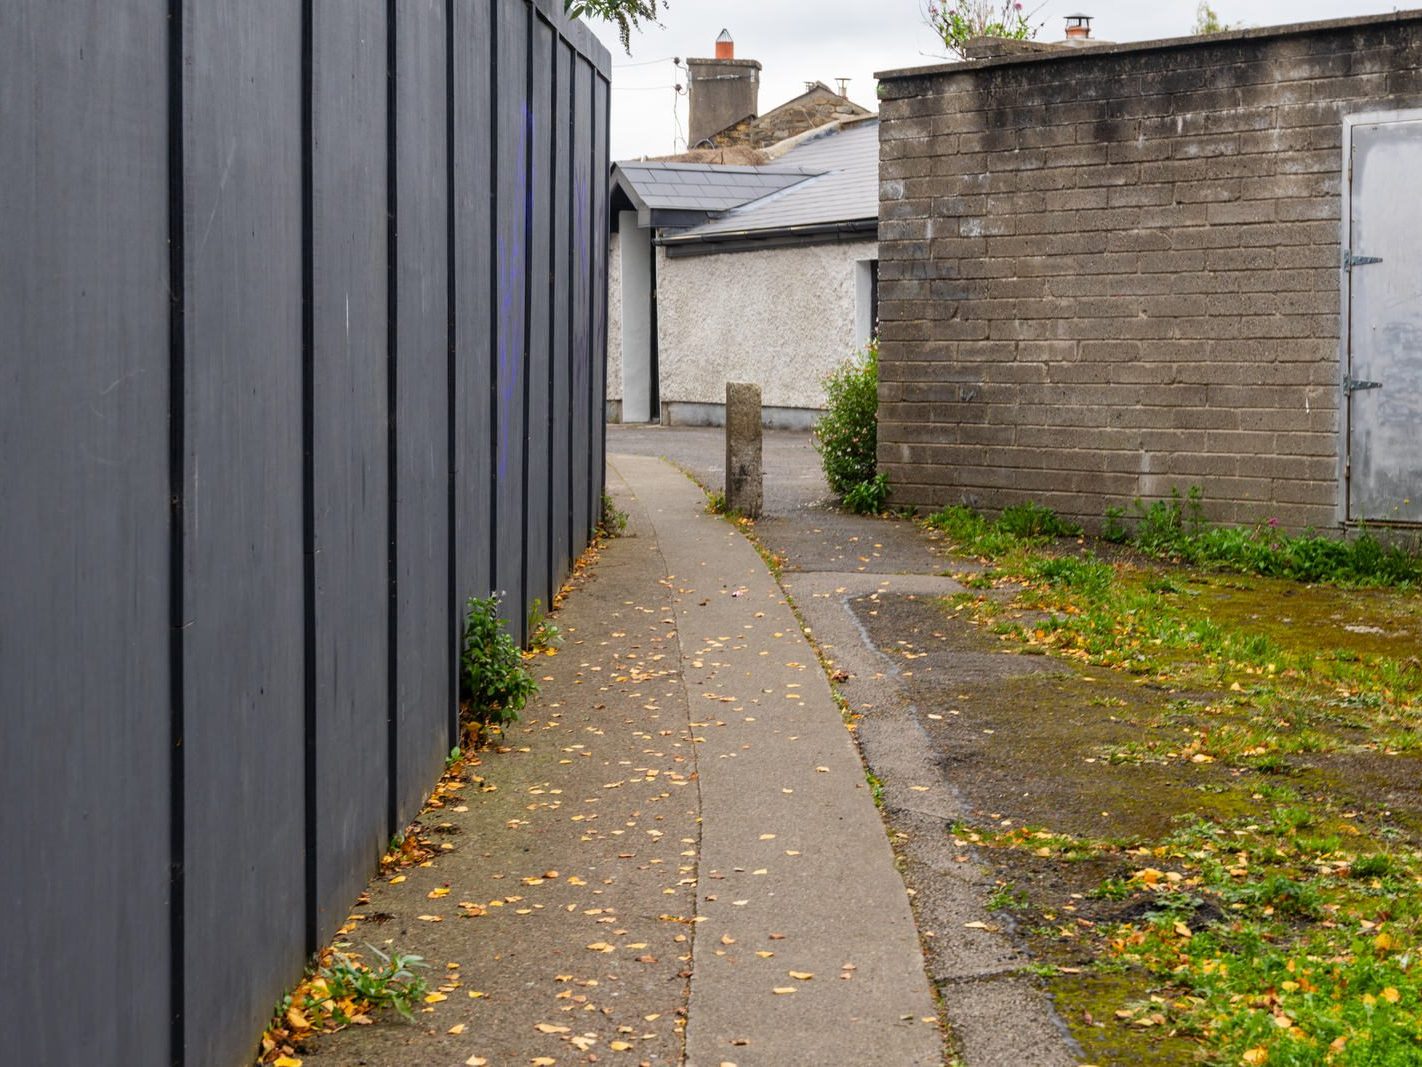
left=1346, top=115, right=1422, bottom=524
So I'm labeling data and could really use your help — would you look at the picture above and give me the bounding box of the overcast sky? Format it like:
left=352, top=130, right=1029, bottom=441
left=588, top=1, right=1408, bottom=160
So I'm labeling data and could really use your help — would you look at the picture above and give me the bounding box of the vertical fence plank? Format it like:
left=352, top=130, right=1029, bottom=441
left=550, top=37, right=575, bottom=591
left=525, top=12, right=555, bottom=618
left=181, top=3, right=308, bottom=1062
left=570, top=55, right=594, bottom=554
left=591, top=71, right=611, bottom=528
left=493, top=0, right=531, bottom=633
left=454, top=0, right=494, bottom=627
left=395, top=0, right=453, bottom=830
left=311, top=0, right=391, bottom=944
left=0, top=4, right=171, bottom=1062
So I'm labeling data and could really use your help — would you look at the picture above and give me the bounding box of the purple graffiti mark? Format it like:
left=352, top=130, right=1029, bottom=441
left=496, top=104, right=534, bottom=485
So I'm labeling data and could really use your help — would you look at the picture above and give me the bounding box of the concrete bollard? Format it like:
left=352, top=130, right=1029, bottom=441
left=724, top=382, right=763, bottom=519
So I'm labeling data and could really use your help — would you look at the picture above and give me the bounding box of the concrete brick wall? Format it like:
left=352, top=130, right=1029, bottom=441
left=876, top=12, right=1422, bottom=530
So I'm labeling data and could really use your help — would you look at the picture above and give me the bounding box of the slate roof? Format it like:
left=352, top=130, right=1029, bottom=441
left=612, top=161, right=815, bottom=215
left=662, top=119, right=878, bottom=243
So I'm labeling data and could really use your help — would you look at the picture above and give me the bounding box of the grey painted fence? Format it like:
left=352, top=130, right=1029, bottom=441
left=0, top=3, right=610, bottom=1065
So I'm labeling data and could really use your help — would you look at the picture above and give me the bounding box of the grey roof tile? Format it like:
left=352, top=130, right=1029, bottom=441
left=612, top=160, right=816, bottom=214
left=664, top=120, right=879, bottom=241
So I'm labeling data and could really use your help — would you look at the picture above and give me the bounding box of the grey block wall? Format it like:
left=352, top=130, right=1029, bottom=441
left=876, top=12, right=1422, bottom=529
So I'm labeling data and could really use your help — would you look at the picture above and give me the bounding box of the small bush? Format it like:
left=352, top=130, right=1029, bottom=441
left=814, top=340, right=879, bottom=496
left=843, top=472, right=890, bottom=515
left=460, top=595, right=537, bottom=731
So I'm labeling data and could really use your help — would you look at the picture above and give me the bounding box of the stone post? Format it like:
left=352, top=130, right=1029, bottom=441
left=724, top=382, right=763, bottom=518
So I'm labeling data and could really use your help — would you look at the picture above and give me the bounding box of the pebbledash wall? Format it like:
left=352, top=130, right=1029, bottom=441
left=876, top=11, right=1422, bottom=530
left=607, top=235, right=876, bottom=425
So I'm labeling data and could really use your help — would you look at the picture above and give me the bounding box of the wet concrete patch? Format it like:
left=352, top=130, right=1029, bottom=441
left=851, top=593, right=1256, bottom=843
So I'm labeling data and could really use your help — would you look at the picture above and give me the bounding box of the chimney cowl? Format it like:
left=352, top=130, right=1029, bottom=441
left=1064, top=13, right=1092, bottom=40
left=715, top=29, right=734, bottom=59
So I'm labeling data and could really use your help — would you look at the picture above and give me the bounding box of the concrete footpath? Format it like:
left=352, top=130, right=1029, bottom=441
left=301, top=452, right=942, bottom=1067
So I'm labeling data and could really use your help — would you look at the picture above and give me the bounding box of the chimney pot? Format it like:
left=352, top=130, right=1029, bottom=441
left=1064, top=13, right=1092, bottom=40
left=686, top=35, right=760, bottom=147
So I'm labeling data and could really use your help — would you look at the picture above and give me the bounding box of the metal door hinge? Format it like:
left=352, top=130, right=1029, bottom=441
left=1345, top=377, right=1383, bottom=395
left=1344, top=250, right=1383, bottom=271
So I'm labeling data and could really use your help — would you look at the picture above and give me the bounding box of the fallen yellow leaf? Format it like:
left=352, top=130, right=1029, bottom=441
left=424, top=992, right=447, bottom=1004
left=534, top=1023, right=570, bottom=1034
left=772, top=987, right=796, bottom=995
left=1241, top=1048, right=1268, bottom=1066
left=464, top=1058, right=488, bottom=1067
left=609, top=1041, right=633, bottom=1051
left=788, top=970, right=813, bottom=980
left=273, top=1058, right=303, bottom=1067
left=1381, top=987, right=1401, bottom=1004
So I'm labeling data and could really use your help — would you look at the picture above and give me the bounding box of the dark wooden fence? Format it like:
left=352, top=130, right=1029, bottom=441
left=0, top=3, right=609, bottom=1064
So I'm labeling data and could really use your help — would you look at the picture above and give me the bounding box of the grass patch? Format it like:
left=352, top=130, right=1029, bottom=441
left=927, top=498, right=1422, bottom=1064
left=1118, top=488, right=1422, bottom=588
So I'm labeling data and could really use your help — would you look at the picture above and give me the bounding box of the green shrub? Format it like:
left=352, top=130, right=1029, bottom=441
left=460, top=595, right=537, bottom=730
left=843, top=472, right=890, bottom=515
left=814, top=340, right=879, bottom=496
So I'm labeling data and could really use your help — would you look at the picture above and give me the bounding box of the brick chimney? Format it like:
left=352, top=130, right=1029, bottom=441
left=1064, top=13, right=1093, bottom=41
left=687, top=30, right=761, bottom=147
